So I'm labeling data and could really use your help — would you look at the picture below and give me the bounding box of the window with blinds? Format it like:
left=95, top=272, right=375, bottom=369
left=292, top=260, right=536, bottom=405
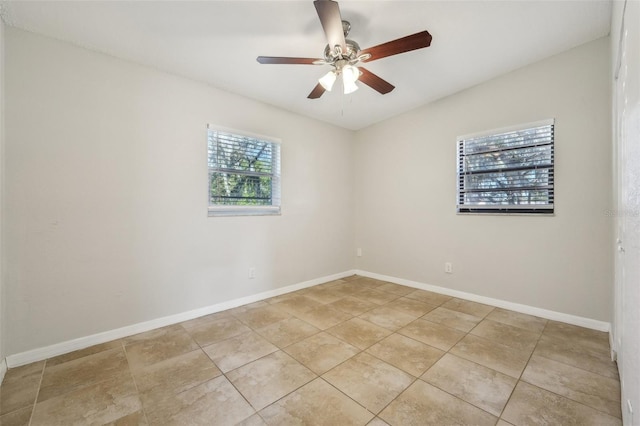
left=457, top=119, right=554, bottom=214
left=207, top=126, right=281, bottom=216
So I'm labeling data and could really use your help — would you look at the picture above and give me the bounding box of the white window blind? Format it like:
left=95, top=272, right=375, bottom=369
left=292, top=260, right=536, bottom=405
left=208, top=126, right=281, bottom=216
left=457, top=119, right=554, bottom=214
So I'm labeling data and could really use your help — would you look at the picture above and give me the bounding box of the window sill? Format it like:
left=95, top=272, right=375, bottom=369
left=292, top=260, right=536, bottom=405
left=208, top=206, right=281, bottom=217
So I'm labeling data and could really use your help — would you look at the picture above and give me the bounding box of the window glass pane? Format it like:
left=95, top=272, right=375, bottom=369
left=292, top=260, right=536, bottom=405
left=457, top=120, right=554, bottom=213
left=209, top=171, right=273, bottom=206
left=208, top=128, right=280, bottom=215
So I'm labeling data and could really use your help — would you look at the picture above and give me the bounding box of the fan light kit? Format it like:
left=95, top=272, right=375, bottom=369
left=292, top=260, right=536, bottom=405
left=257, top=0, right=432, bottom=99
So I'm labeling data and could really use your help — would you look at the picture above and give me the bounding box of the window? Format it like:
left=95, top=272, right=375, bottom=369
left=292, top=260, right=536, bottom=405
left=457, top=119, right=554, bottom=214
left=207, top=126, right=281, bottom=216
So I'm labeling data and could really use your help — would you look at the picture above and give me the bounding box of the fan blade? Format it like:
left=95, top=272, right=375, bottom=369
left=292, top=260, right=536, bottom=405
left=314, top=0, right=347, bottom=53
left=307, top=83, right=326, bottom=99
left=361, top=31, right=432, bottom=62
left=358, top=67, right=395, bottom=94
left=257, top=56, right=322, bottom=65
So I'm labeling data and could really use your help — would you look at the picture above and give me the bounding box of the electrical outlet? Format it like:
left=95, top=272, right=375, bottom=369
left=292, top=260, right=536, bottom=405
left=357, top=248, right=362, bottom=257
left=445, top=262, right=453, bottom=274
left=248, top=267, right=256, bottom=279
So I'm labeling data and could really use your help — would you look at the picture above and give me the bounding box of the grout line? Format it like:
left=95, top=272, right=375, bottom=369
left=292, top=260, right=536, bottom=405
left=27, top=359, right=47, bottom=426
left=121, top=343, right=151, bottom=425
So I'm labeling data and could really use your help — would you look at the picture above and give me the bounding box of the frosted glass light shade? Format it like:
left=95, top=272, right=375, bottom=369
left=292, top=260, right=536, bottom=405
left=319, top=71, right=337, bottom=91
left=343, top=79, right=359, bottom=94
left=342, top=65, right=359, bottom=84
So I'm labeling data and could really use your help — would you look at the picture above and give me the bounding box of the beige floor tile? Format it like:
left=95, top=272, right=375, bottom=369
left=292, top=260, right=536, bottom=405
left=496, top=420, right=515, bottom=426
left=202, top=330, right=277, bottom=373
left=226, top=301, right=270, bottom=316
left=442, top=298, right=495, bottom=318
left=398, top=319, right=465, bottom=351
left=304, top=288, right=347, bottom=304
left=328, top=296, right=377, bottom=315
left=265, top=292, right=299, bottom=305
left=0, top=406, right=32, bottom=426
left=486, top=308, right=547, bottom=333
left=293, top=304, right=352, bottom=330
left=471, top=319, right=541, bottom=353
left=359, top=306, right=419, bottom=331
left=353, top=288, right=400, bottom=305
left=256, top=317, right=320, bottom=348
left=323, top=352, right=414, bottom=414
left=38, top=348, right=129, bottom=403
left=379, top=380, right=497, bottom=426
left=0, top=361, right=44, bottom=416
left=259, top=378, right=374, bottom=425
left=284, top=332, right=360, bottom=374
left=385, top=297, right=436, bottom=317
left=178, top=311, right=230, bottom=332
left=232, top=305, right=291, bottom=329
left=367, top=418, right=390, bottom=426
left=105, top=410, right=148, bottom=425
left=227, top=351, right=316, bottom=411
left=237, top=413, right=267, bottom=426
left=145, top=376, right=255, bottom=425
left=422, top=307, right=482, bottom=332
left=351, top=277, right=386, bottom=288
left=326, top=317, right=393, bottom=350
left=543, top=321, right=611, bottom=354
left=124, top=325, right=200, bottom=370
left=183, top=316, right=252, bottom=346
left=339, top=282, right=374, bottom=296
left=376, top=282, right=415, bottom=296
left=272, top=295, right=324, bottom=316
left=404, top=289, right=452, bottom=306
left=132, top=349, right=221, bottom=408
left=534, top=334, right=619, bottom=379
left=46, top=340, right=123, bottom=367
left=502, top=382, right=621, bottom=426
left=31, top=375, right=142, bottom=426
left=450, top=334, right=530, bottom=378
left=421, top=353, right=517, bottom=416
left=522, top=355, right=621, bottom=418
left=367, top=333, right=444, bottom=377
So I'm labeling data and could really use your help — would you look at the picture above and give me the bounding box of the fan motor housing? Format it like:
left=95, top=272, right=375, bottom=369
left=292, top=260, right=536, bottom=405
left=324, top=39, right=361, bottom=62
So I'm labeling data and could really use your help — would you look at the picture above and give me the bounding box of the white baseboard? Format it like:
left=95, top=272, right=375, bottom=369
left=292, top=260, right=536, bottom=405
left=355, top=270, right=611, bottom=332
left=6, top=270, right=356, bottom=368
left=0, top=358, right=7, bottom=385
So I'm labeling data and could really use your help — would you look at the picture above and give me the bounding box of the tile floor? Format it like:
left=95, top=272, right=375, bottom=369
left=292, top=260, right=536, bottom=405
left=0, top=275, right=622, bottom=425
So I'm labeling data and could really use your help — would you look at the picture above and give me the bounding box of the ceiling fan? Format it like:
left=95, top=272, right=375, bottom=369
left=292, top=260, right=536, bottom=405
left=256, top=0, right=432, bottom=99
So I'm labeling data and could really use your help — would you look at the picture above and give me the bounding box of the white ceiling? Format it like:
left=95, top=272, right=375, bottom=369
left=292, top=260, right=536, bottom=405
left=2, top=1, right=611, bottom=130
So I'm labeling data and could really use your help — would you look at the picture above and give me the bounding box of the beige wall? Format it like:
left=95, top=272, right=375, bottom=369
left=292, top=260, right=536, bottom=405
left=4, top=28, right=354, bottom=355
left=3, top=27, right=614, bottom=358
left=354, top=37, right=612, bottom=321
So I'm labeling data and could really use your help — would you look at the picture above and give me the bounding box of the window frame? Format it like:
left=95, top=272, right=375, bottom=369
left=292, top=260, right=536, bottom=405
left=456, top=119, right=555, bottom=215
left=207, top=124, right=281, bottom=217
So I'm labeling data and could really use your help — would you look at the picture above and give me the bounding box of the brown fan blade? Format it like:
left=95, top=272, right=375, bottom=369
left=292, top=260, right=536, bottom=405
left=314, top=0, right=346, bottom=53
left=358, top=67, right=395, bottom=94
left=361, top=31, right=432, bottom=62
left=307, top=83, right=326, bottom=99
left=257, top=56, right=322, bottom=65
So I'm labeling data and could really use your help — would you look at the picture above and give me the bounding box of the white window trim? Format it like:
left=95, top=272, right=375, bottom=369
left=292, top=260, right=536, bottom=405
left=207, top=124, right=282, bottom=217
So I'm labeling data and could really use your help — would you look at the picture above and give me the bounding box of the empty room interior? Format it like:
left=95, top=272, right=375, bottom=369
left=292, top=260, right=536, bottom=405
left=0, top=0, right=638, bottom=425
